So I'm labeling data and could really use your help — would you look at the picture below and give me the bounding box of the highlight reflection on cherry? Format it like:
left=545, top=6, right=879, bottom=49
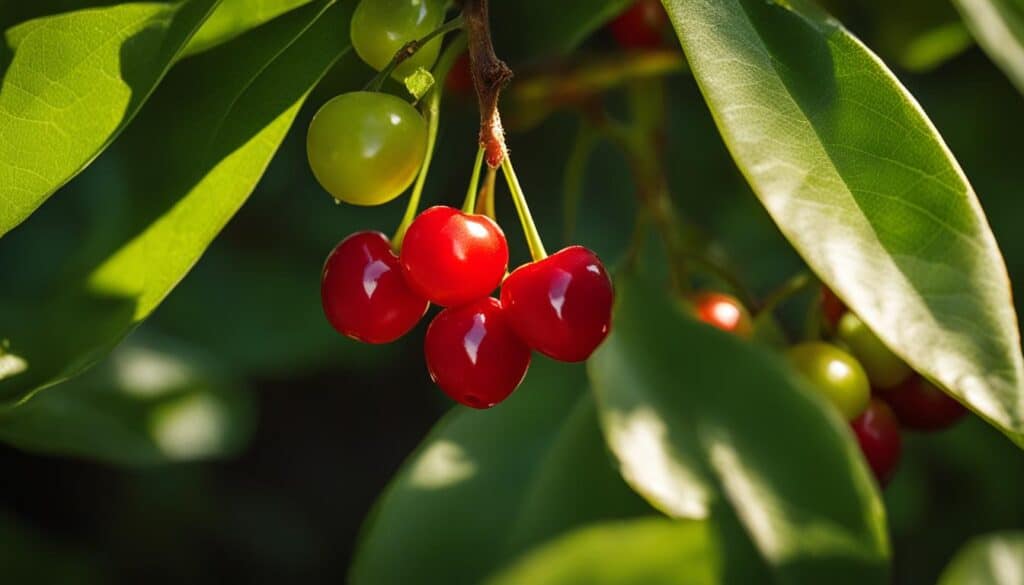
left=321, top=231, right=429, bottom=344
left=424, top=297, right=531, bottom=408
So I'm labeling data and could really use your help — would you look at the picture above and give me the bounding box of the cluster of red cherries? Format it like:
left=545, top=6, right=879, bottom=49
left=691, top=288, right=967, bottom=486
left=321, top=207, right=614, bottom=409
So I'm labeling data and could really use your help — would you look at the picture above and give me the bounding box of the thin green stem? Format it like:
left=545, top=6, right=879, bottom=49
left=476, top=165, right=497, bottom=219
left=391, top=36, right=467, bottom=249
left=758, top=271, right=815, bottom=316
left=501, top=156, right=548, bottom=261
left=462, top=147, right=486, bottom=213
left=366, top=15, right=465, bottom=91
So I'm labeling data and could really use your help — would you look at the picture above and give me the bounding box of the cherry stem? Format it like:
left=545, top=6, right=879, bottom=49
left=758, top=271, right=815, bottom=316
left=476, top=165, right=497, bottom=219
left=462, top=147, right=486, bottom=214
left=366, top=15, right=465, bottom=92
left=391, top=35, right=468, bottom=250
left=501, top=156, right=548, bottom=261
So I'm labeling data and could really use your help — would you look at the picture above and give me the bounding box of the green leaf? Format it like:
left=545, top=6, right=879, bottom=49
left=183, top=0, right=315, bottom=57
left=0, top=0, right=353, bottom=404
left=953, top=0, right=1024, bottom=94
left=663, top=0, right=1024, bottom=447
left=403, top=67, right=435, bottom=101
left=588, top=276, right=889, bottom=584
left=0, top=0, right=221, bottom=238
left=0, top=332, right=255, bottom=465
left=939, top=532, right=1024, bottom=585
left=483, top=518, right=722, bottom=585
left=349, top=358, right=653, bottom=585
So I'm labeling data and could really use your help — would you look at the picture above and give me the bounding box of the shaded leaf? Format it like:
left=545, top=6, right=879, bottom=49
left=0, top=0, right=353, bottom=404
left=0, top=0, right=221, bottom=237
left=483, top=518, right=722, bottom=585
left=183, top=0, right=315, bottom=57
left=491, top=0, right=634, bottom=61
left=664, top=0, right=1024, bottom=446
left=589, top=276, right=889, bottom=584
left=953, top=0, right=1024, bottom=94
left=0, top=332, right=255, bottom=465
left=939, top=532, right=1024, bottom=585
left=349, top=358, right=652, bottom=585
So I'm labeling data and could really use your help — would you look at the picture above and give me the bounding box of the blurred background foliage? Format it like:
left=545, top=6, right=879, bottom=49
left=1, top=0, right=1023, bottom=583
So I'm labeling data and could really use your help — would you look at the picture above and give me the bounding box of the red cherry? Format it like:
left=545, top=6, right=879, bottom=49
left=821, top=286, right=847, bottom=330
left=608, top=0, right=669, bottom=49
left=321, top=231, right=429, bottom=344
left=400, top=206, right=509, bottom=307
left=690, top=291, right=753, bottom=339
left=424, top=297, right=532, bottom=408
left=500, top=246, right=614, bottom=362
left=881, top=375, right=967, bottom=431
left=446, top=52, right=473, bottom=96
left=851, top=398, right=902, bottom=487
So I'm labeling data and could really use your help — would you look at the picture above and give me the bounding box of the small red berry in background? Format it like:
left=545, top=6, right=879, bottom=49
left=608, top=0, right=669, bottom=49
left=400, top=206, right=509, bottom=307
left=851, top=398, right=903, bottom=486
left=691, top=291, right=754, bottom=339
left=424, top=298, right=532, bottom=409
left=446, top=52, right=474, bottom=96
left=500, top=246, right=614, bottom=363
left=820, top=286, right=847, bottom=330
left=321, top=231, right=429, bottom=344
left=882, top=375, right=967, bottom=431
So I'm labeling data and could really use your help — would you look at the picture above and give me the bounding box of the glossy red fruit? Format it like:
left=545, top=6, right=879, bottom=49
left=321, top=231, right=429, bottom=344
left=500, top=246, right=614, bottom=362
left=691, top=292, right=753, bottom=339
left=851, top=398, right=903, bottom=486
left=424, top=297, right=532, bottom=409
left=446, top=52, right=473, bottom=96
left=821, top=286, right=847, bottom=330
left=882, top=375, right=967, bottom=431
left=608, top=0, right=668, bottom=49
left=400, top=206, right=509, bottom=307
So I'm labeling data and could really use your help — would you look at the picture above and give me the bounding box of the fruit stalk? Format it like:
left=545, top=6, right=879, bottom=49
left=365, top=15, right=465, bottom=91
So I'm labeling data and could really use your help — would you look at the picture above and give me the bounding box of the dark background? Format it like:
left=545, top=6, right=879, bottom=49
left=2, top=2, right=1024, bottom=583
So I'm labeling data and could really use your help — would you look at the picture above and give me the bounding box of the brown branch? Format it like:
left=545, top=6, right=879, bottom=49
left=460, top=0, right=512, bottom=168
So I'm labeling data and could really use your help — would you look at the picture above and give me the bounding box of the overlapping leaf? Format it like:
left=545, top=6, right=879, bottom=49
left=953, top=0, right=1024, bottom=95
left=939, top=532, right=1024, bottom=584
left=664, top=0, right=1024, bottom=446
left=589, top=277, right=889, bottom=584
left=349, top=359, right=652, bottom=585
left=0, top=0, right=220, bottom=237
left=0, top=0, right=353, bottom=404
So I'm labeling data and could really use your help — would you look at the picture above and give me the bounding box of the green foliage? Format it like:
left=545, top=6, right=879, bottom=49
left=939, top=532, right=1024, bottom=584
left=0, top=0, right=220, bottom=238
left=953, top=0, right=1024, bottom=94
left=589, top=277, right=889, bottom=584
left=0, top=0, right=353, bottom=405
left=0, top=334, right=254, bottom=465
left=350, top=358, right=653, bottom=585
left=482, top=518, right=722, bottom=585
left=184, top=0, right=315, bottom=57
left=663, top=0, right=1024, bottom=447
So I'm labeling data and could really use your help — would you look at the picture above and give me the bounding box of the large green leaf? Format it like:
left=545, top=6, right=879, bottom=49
left=183, top=0, right=315, bottom=57
left=0, top=332, right=255, bottom=465
left=349, top=358, right=653, bottom=585
left=664, top=0, right=1024, bottom=446
left=0, top=0, right=221, bottom=238
left=483, top=518, right=722, bottom=585
left=953, top=0, right=1024, bottom=95
left=938, top=532, right=1024, bottom=585
left=0, top=0, right=353, bottom=405
left=588, top=277, right=889, bottom=584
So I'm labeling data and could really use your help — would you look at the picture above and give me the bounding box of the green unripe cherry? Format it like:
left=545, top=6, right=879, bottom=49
left=836, top=312, right=913, bottom=389
left=306, top=91, right=426, bottom=206
left=351, top=0, right=445, bottom=79
left=787, top=342, right=871, bottom=420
